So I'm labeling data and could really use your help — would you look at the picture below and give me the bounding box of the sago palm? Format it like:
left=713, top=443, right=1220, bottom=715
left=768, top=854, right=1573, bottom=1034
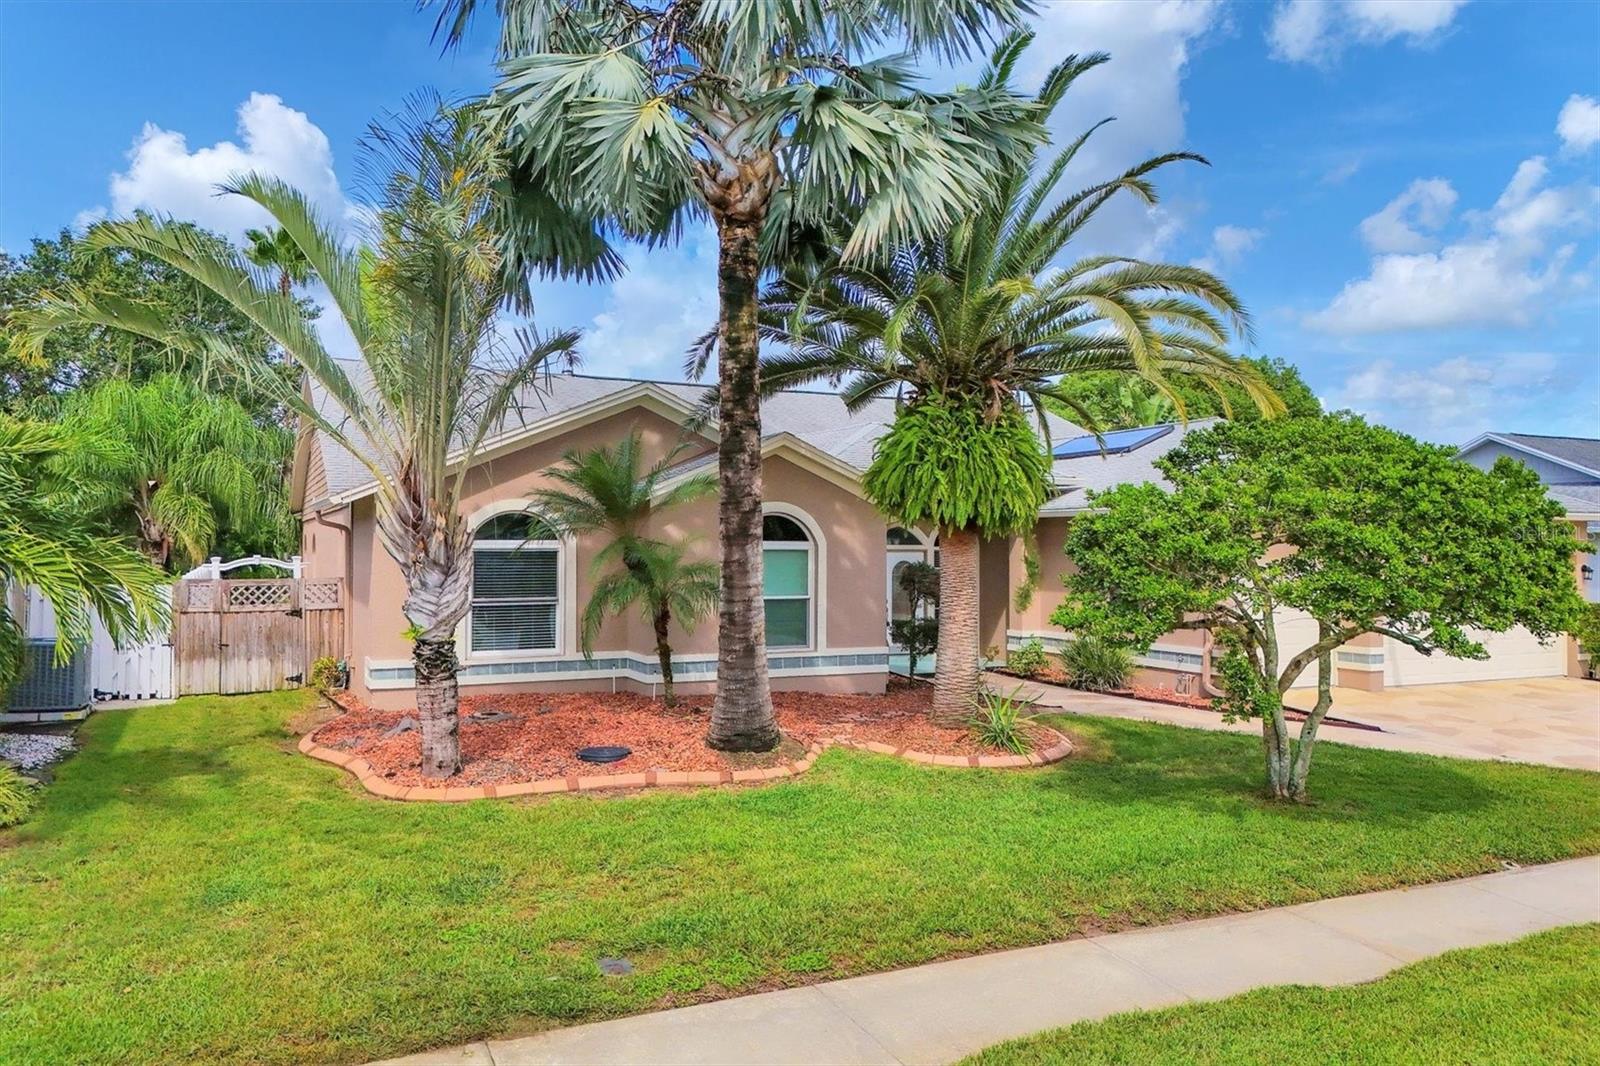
left=441, top=0, right=1042, bottom=751
left=532, top=432, right=718, bottom=706
left=760, top=40, right=1283, bottom=722
left=48, top=374, right=293, bottom=571
left=0, top=417, right=169, bottom=692
left=16, top=104, right=580, bottom=778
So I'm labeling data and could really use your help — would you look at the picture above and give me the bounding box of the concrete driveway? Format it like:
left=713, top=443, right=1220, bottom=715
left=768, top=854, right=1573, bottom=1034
left=1317, top=677, right=1599, bottom=771
left=995, top=674, right=1600, bottom=771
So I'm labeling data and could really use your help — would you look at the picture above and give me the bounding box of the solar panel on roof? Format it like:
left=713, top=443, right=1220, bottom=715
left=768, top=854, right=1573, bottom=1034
left=1052, top=423, right=1174, bottom=459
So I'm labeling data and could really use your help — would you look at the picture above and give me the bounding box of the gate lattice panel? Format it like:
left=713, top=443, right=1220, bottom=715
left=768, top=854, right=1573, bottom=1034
left=174, top=578, right=345, bottom=696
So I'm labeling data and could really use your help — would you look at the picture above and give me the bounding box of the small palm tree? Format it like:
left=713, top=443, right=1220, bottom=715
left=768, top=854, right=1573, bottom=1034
left=443, top=0, right=1042, bottom=751
left=532, top=432, right=718, bottom=707
left=16, top=103, right=581, bottom=778
left=0, top=418, right=169, bottom=691
left=49, top=374, right=292, bottom=571
left=242, top=226, right=312, bottom=297
left=761, top=42, right=1283, bottom=723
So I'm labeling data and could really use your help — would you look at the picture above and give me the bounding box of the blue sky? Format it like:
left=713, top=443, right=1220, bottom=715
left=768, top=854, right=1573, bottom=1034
left=2, top=0, right=1596, bottom=444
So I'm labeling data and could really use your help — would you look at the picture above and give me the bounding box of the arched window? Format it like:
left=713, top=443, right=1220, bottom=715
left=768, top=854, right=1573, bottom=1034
left=886, top=526, right=923, bottom=546
left=762, top=513, right=813, bottom=649
left=469, top=512, right=561, bottom=654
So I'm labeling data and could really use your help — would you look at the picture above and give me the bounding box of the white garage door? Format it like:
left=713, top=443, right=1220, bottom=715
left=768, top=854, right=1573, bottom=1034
left=1273, top=608, right=1323, bottom=690
left=1384, top=627, right=1565, bottom=686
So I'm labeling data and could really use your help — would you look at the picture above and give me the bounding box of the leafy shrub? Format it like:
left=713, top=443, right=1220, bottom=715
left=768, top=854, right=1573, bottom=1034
left=1060, top=636, right=1133, bottom=692
left=0, top=765, right=35, bottom=828
left=308, top=656, right=345, bottom=692
left=1006, top=638, right=1049, bottom=677
left=969, top=685, right=1035, bottom=753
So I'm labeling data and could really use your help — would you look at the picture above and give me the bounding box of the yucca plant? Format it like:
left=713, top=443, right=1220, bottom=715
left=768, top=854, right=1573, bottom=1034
left=969, top=684, right=1035, bottom=754
left=760, top=38, right=1281, bottom=724
left=442, top=0, right=1043, bottom=751
left=532, top=432, right=718, bottom=707
left=15, top=103, right=580, bottom=779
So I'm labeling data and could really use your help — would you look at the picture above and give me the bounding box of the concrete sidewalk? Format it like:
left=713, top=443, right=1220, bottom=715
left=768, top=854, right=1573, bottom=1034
left=374, top=856, right=1599, bottom=1066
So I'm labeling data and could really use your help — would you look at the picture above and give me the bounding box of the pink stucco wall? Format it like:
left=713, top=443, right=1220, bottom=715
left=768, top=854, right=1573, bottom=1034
left=309, top=405, right=890, bottom=706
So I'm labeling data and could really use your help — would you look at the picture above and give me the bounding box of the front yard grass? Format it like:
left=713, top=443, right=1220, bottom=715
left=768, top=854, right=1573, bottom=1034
left=1, top=691, right=1596, bottom=1064
left=964, top=923, right=1600, bottom=1065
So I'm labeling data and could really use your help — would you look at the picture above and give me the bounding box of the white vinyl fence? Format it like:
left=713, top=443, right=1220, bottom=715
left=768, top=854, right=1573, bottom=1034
left=21, top=584, right=175, bottom=702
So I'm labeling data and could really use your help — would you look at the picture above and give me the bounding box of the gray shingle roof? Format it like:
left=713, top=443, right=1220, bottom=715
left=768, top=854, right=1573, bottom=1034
left=1548, top=483, right=1600, bottom=518
left=304, top=360, right=1083, bottom=505
left=1494, top=433, right=1600, bottom=478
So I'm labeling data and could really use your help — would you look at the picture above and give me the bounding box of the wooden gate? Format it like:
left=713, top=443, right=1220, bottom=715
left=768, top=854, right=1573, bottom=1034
left=174, top=578, right=345, bottom=695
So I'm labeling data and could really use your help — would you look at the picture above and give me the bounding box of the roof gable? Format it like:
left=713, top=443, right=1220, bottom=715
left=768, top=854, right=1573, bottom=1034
left=1458, top=432, right=1600, bottom=482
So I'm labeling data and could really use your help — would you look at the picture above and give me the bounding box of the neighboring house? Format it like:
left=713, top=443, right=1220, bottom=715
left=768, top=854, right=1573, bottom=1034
left=1454, top=432, right=1600, bottom=679
left=290, top=369, right=1593, bottom=709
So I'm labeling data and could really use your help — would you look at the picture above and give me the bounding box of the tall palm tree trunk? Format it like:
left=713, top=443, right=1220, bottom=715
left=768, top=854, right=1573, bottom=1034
left=931, top=527, right=981, bottom=726
left=413, top=637, right=461, bottom=778
left=708, top=215, right=780, bottom=751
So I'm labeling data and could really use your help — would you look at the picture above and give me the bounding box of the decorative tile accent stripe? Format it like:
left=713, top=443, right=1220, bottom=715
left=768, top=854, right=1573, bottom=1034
left=297, top=728, right=1073, bottom=803
left=368, top=651, right=890, bottom=686
left=1336, top=650, right=1386, bottom=665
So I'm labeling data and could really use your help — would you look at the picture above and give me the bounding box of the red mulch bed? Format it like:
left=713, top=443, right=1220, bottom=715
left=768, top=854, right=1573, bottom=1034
left=313, top=680, right=1064, bottom=788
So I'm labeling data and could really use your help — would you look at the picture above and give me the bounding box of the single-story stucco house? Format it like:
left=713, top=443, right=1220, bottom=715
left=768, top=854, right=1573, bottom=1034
left=290, top=365, right=1595, bottom=709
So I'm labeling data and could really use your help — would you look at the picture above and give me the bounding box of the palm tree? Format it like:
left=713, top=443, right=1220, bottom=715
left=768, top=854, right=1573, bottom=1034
left=15, top=104, right=581, bottom=778
left=440, top=0, right=1042, bottom=752
left=242, top=226, right=312, bottom=297
left=532, top=432, right=717, bottom=706
left=0, top=418, right=169, bottom=692
left=760, top=43, right=1283, bottom=723
left=48, top=375, right=292, bottom=572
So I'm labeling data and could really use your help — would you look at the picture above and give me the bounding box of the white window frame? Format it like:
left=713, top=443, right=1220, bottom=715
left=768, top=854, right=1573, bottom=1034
left=762, top=503, right=824, bottom=652
left=462, top=503, right=569, bottom=662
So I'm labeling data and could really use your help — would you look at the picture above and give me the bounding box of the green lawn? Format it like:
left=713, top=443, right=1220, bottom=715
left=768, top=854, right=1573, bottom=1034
left=965, top=924, right=1600, bottom=1065
left=1, top=692, right=1596, bottom=1064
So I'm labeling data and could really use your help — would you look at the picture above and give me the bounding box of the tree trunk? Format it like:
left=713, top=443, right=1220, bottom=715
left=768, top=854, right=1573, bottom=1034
left=707, top=214, right=779, bottom=752
left=931, top=526, right=981, bottom=726
left=654, top=605, right=676, bottom=708
left=413, top=637, right=461, bottom=778
left=1288, top=650, right=1334, bottom=802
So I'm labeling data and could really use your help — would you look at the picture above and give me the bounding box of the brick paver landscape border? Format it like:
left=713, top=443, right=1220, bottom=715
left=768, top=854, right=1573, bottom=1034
left=296, top=729, right=1073, bottom=802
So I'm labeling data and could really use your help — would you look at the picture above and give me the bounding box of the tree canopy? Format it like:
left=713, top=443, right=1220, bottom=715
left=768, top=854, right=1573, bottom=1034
left=1051, top=414, right=1585, bottom=799
left=1047, top=356, right=1320, bottom=431
left=0, top=221, right=301, bottom=420
left=48, top=375, right=294, bottom=572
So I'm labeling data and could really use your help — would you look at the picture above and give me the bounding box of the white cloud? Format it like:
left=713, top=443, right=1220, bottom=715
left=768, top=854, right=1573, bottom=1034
left=1003, top=1, right=1224, bottom=258
left=1557, top=93, right=1600, bottom=154
left=1191, top=223, right=1264, bottom=272
left=1269, top=0, right=1467, bottom=66
left=96, top=93, right=351, bottom=243
left=1357, top=178, right=1457, bottom=253
left=78, top=94, right=373, bottom=357
left=1329, top=352, right=1580, bottom=441
left=1307, top=148, right=1596, bottom=334
left=572, top=228, right=720, bottom=381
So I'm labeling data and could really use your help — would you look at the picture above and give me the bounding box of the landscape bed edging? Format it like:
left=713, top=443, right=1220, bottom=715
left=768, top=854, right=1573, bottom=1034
left=296, top=727, right=1073, bottom=803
